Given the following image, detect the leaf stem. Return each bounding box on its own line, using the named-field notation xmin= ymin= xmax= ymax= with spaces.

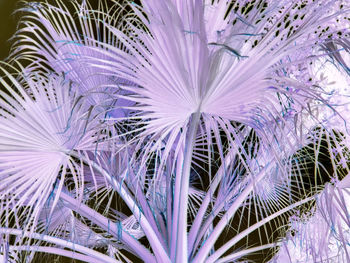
xmin=60 ymin=191 xmax=155 ymax=262
xmin=171 ymin=111 xmax=201 ymax=263
xmin=215 ymin=243 xmax=280 ymax=263
xmin=192 ymin=162 xmax=271 ymax=262
xmin=205 ymin=196 xmax=314 ymax=263
xmin=69 ymin=151 xmax=170 ymax=263
xmin=0 ymin=228 xmax=117 ymax=263
xmin=8 ymin=245 xmax=110 ymax=263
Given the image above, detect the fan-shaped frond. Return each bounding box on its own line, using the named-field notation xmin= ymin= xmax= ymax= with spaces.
xmin=0 ymin=68 xmax=98 ymax=233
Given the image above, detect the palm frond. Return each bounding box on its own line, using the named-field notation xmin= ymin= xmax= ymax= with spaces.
xmin=0 ymin=68 xmax=97 ymax=233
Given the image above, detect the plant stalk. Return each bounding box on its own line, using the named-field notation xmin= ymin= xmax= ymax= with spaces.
xmin=171 ymin=111 xmax=201 ymax=263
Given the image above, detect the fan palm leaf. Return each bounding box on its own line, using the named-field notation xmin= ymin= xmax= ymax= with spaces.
xmin=0 ymin=68 xmax=97 ymax=233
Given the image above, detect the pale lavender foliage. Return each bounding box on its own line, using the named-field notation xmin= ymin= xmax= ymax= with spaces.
xmin=1 ymin=0 xmax=350 ymax=262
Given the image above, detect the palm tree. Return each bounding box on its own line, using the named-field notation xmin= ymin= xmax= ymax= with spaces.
xmin=1 ymin=0 xmax=350 ymax=262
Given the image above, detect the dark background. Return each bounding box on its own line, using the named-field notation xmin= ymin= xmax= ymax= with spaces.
xmin=0 ymin=0 xmax=22 ymax=60
xmin=0 ymin=0 xmax=106 ymax=61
